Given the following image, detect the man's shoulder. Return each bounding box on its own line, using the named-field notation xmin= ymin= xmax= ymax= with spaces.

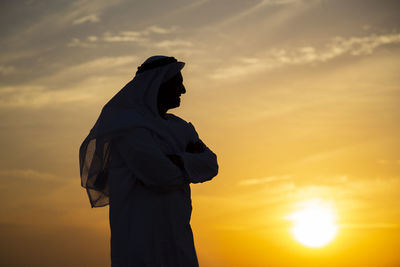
xmin=166 ymin=113 xmax=189 ymax=124
xmin=166 ymin=113 xmax=197 ymax=136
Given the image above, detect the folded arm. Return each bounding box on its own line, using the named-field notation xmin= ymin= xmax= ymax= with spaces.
xmin=178 ymin=150 xmax=218 ymax=183
xmin=114 ymin=128 xmax=189 ymax=188
xmin=177 ymin=134 xmax=219 ymax=184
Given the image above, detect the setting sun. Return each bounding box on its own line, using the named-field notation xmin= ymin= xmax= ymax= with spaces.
xmin=287 ymin=200 xmax=338 ymax=248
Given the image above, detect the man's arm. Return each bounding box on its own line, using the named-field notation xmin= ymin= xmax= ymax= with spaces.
xmin=114 ymin=128 xmax=190 ymax=188
xmin=176 ymin=138 xmax=219 ymax=183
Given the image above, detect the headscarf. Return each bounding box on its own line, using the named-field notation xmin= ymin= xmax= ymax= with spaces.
xmin=79 ymin=55 xmax=185 ymax=208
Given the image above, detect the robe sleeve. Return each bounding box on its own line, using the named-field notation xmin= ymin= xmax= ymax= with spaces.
xmin=113 ymin=127 xmax=190 ymax=188
xmin=177 ymin=123 xmax=219 ymax=183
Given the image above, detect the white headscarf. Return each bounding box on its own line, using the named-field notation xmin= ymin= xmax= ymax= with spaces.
xmin=79 ymin=55 xmax=185 ymax=207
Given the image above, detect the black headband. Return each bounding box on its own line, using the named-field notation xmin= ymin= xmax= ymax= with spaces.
xmin=136 ymin=57 xmax=178 ymax=74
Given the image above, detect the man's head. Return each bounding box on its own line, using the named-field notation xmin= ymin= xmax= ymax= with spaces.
xmin=157 ymin=71 xmax=186 ymax=114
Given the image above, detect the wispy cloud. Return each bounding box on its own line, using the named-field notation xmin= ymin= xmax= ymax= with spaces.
xmin=72 ymin=14 xmax=100 ymax=25
xmin=103 ymin=26 xmax=179 ymax=42
xmin=102 ymin=31 xmax=147 ymax=43
xmin=238 ymin=175 xmax=292 ymax=186
xmin=40 ymin=56 xmax=137 ymax=84
xmin=0 ymin=168 xmax=82 ymax=227
xmin=210 ymin=33 xmax=400 ymax=79
xmin=158 ymin=0 xmax=211 ymax=19
xmin=14 ymin=0 xmax=123 ymax=38
xmin=0 ymin=65 xmax=16 ymax=75
xmin=377 ymin=159 xmax=400 ymax=165
xmin=377 ymin=159 xmax=389 ymax=164
xmin=0 ymin=56 xmax=137 ymax=108
xmin=145 ymin=25 xmax=179 ymax=35
xmin=0 ymin=169 xmax=62 ymax=182
xmin=211 ymin=175 xmax=400 ymax=233
xmin=263 ymin=0 xmax=321 ymax=5
xmin=155 ymin=40 xmax=193 ymax=49
xmin=215 ymin=0 xmax=318 ymax=27
xmin=67 ymin=37 xmax=98 ymax=48
xmin=340 ymin=223 xmax=400 ymax=229
xmin=323 ymin=33 xmax=400 ymax=57
xmin=68 ymin=25 xmax=179 ymax=47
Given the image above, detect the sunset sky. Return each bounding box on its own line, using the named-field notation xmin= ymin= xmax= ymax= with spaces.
xmin=1 ymin=0 xmax=400 ymax=266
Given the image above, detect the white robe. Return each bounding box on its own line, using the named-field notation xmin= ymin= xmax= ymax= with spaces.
xmin=108 ymin=113 xmax=218 ymax=267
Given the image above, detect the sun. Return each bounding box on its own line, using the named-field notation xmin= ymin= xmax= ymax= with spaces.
xmin=287 ymin=200 xmax=338 ymax=248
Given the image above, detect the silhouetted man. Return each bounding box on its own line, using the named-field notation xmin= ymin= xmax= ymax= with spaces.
xmin=79 ymin=55 xmax=218 ymax=267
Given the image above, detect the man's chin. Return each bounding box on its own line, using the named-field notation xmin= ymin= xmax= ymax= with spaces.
xmin=168 ymin=103 xmax=180 ymax=110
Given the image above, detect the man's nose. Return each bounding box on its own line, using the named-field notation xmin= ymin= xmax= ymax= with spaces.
xmin=181 ymin=84 xmax=186 ymax=94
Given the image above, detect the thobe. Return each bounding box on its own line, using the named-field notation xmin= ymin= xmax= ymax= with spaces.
xmin=108 ymin=113 xmax=218 ymax=267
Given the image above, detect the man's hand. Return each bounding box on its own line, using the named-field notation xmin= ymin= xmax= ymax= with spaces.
xmin=186 ymin=140 xmax=206 ymax=153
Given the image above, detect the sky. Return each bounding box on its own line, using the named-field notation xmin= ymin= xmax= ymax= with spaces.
xmin=0 ymin=0 xmax=399 ymax=266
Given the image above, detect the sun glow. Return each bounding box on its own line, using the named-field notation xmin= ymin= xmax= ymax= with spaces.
xmin=287 ymin=200 xmax=338 ymax=248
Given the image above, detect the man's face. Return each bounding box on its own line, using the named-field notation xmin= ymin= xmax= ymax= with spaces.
xmin=158 ymin=72 xmax=186 ymax=110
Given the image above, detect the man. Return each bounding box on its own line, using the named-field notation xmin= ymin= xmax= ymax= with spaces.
xmin=79 ymin=56 xmax=219 ymax=266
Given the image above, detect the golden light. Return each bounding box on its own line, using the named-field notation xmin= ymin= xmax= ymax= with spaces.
xmin=287 ymin=200 xmax=338 ymax=248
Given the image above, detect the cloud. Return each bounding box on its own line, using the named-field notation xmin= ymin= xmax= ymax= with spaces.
xmin=155 ymin=40 xmax=193 ymax=49
xmin=215 ymin=0 xmax=318 ymax=28
xmin=72 ymin=14 xmax=100 ymax=25
xmin=13 ymin=0 xmax=123 ymax=39
xmin=238 ymin=175 xmax=292 ymax=186
xmin=376 ymin=159 xmax=400 ymax=165
xmin=340 ymin=223 xmax=400 ymax=229
xmin=323 ymin=33 xmax=400 ymax=57
xmin=0 ymin=169 xmax=68 ymax=205
xmin=0 ymin=85 xmax=48 ymax=108
xmin=210 ymin=33 xmax=400 ymax=80
xmin=68 ymin=25 xmax=179 ymax=47
xmin=145 ymin=25 xmax=178 ymax=35
xmin=102 ymin=31 xmax=146 ymax=43
xmin=0 ymin=169 xmax=62 ymax=182
xmin=0 ymin=65 xmax=16 ymax=75
xmin=158 ymin=0 xmax=211 ymax=19
xmin=377 ymin=159 xmax=389 ymax=164
xmin=0 ymin=84 xmax=98 ymax=108
xmin=0 ymin=56 xmax=137 ymax=108
xmin=40 ymin=56 xmax=137 ymax=84
xmin=0 ymin=0 xmax=126 ymax=69
xmin=0 ymin=169 xmax=86 ymax=227
xmin=67 ymin=38 xmax=97 ymax=48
